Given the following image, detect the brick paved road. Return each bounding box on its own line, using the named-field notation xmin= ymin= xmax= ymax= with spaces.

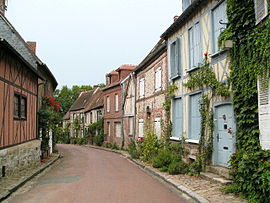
xmin=6 ymin=144 xmax=191 ymax=203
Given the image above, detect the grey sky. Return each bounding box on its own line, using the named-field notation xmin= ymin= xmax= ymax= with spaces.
xmin=6 ymin=0 xmax=180 ymax=88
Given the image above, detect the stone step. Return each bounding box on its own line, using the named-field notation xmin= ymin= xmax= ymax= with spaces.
xmin=200 ymin=172 xmax=232 ymax=185
xmin=205 ymin=165 xmax=232 ymax=180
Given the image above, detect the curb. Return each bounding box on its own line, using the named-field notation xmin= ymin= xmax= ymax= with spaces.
xmin=85 ymin=145 xmax=210 ymax=203
xmin=0 ymin=154 xmax=61 ymax=202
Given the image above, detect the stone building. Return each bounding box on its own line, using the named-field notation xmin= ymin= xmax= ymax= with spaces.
xmin=161 ymin=0 xmax=235 ymax=175
xmin=134 ymin=39 xmax=168 ymax=140
xmin=103 ymin=65 xmax=136 ymax=147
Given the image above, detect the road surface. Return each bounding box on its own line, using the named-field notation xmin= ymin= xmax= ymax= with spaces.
xmin=6 ymin=144 xmax=193 ymax=203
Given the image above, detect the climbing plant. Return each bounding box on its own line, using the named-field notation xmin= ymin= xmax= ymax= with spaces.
xmin=162 ymin=84 xmax=178 ymax=140
xmin=219 ymin=0 xmax=270 ymax=201
xmin=184 ymin=55 xmax=230 ymax=169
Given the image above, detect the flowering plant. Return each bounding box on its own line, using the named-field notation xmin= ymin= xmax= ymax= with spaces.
xmin=44 ymin=96 xmax=60 ymax=112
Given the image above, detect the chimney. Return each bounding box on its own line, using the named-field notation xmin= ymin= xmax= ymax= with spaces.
xmin=27 ymin=41 xmax=37 ymax=54
xmin=0 ymin=0 xmax=6 ymax=15
xmin=174 ymin=16 xmax=179 ymax=22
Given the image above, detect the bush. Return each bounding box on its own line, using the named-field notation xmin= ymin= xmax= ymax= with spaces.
xmin=93 ymin=134 xmax=104 ymax=146
xmin=152 ymin=150 xmax=180 ymax=169
xmin=128 ymin=140 xmax=140 ymax=159
xmin=188 ymin=161 xmax=201 ymax=176
xmin=111 ymin=142 xmax=119 ymax=150
xmin=168 ymin=160 xmax=189 ymax=175
xmin=140 ymin=132 xmax=159 ymax=162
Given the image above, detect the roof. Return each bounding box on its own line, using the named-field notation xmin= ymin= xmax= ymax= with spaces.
xmin=116 ymin=64 xmax=137 ymax=72
xmin=0 ymin=38 xmax=43 ymax=79
xmin=69 ymin=90 xmax=94 ymax=112
xmin=106 ymin=71 xmax=119 ymax=76
xmin=134 ymin=39 xmax=166 ymax=73
xmin=161 ymin=0 xmax=208 ymax=39
xmin=38 ymin=63 xmax=58 ymax=90
xmin=63 ymin=112 xmax=70 ymax=120
xmin=85 ymin=88 xmax=104 ymax=112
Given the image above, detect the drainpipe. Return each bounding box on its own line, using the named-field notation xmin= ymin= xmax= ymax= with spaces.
xmin=121 ymin=81 xmax=125 ymax=148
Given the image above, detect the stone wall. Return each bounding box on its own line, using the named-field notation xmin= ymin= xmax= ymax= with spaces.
xmin=0 ymin=140 xmax=41 ymax=177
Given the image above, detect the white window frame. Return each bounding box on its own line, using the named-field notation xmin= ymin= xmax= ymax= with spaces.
xmin=155 ymin=67 xmax=162 ymax=92
xmin=106 ymin=96 xmax=110 ymax=112
xmin=139 ymin=78 xmax=145 ymax=98
xmin=154 ymin=117 xmax=161 ymax=139
xmin=138 ymin=119 xmax=144 ymax=138
xmin=115 ymin=94 xmax=119 ymax=112
xmin=115 ymin=122 xmax=122 ymax=138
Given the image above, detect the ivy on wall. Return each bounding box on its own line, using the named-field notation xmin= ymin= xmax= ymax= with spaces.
xmin=220 ymin=0 xmax=270 ymax=201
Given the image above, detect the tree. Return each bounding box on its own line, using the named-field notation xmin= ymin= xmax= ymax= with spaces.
xmin=54 ymin=85 xmax=92 ymax=116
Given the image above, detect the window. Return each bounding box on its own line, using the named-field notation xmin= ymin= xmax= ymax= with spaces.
xmin=106 ymin=96 xmax=110 ymax=112
xmin=254 ymin=0 xmax=268 ymax=24
xmin=14 ymin=94 xmax=27 ymax=120
xmin=115 ymin=94 xmax=119 ymax=112
xmin=115 ymin=122 xmax=122 ymax=138
xmin=172 ymin=98 xmax=183 ymax=139
xmin=154 ymin=118 xmax=161 ymax=139
xmin=139 ymin=78 xmax=145 ymax=98
xmin=189 ymin=93 xmax=202 ymax=141
xmin=97 ymin=110 xmax=102 ymax=121
xmin=188 ymin=22 xmax=202 ymax=69
xmin=212 ymin=1 xmax=228 ymax=53
xmin=155 ymin=67 xmax=162 ymax=91
xmin=129 ymin=117 xmax=134 ymax=136
xmin=138 ymin=119 xmax=144 ymax=137
xmin=170 ymin=38 xmax=181 ymax=78
xmin=90 ymin=112 xmax=93 ymax=123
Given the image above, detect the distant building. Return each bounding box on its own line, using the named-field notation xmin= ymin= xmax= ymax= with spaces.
xmin=103 ymin=65 xmax=136 ymax=147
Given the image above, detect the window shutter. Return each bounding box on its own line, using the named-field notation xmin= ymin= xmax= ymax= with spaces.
xmin=255 ymin=0 xmax=268 ymax=24
xmin=170 ymin=42 xmax=176 ymax=77
xmin=188 ymin=27 xmax=194 ymax=69
xmin=194 ymin=22 xmax=201 ymax=66
xmin=258 ymin=77 xmax=269 ymax=106
xmin=172 ymin=98 xmax=183 ymax=138
xmin=189 ymin=93 xmax=201 ymax=140
xmin=175 ymin=38 xmax=182 ymax=75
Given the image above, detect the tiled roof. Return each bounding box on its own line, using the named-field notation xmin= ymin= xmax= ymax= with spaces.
xmin=63 ymin=112 xmax=70 ymax=120
xmin=69 ymin=90 xmax=94 ymax=111
xmin=85 ymin=88 xmax=104 ymax=112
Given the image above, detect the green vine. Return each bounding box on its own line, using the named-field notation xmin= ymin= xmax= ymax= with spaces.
xmin=162 ymin=84 xmax=178 ymax=139
xmin=221 ymin=0 xmax=270 ymax=201
xmin=184 ymin=56 xmax=230 ymax=169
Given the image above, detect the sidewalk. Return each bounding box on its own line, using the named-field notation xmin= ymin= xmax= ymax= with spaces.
xmin=85 ymin=145 xmax=246 ymax=203
xmin=0 ymin=153 xmax=61 ymax=202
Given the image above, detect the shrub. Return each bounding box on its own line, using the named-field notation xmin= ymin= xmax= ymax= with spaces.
xmin=128 ymin=140 xmax=140 ymax=159
xmin=168 ymin=160 xmax=189 ymax=175
xmin=152 ymin=150 xmax=180 ymax=169
xmin=93 ymin=134 xmax=104 ymax=146
xmin=111 ymin=142 xmax=119 ymax=150
xmin=140 ymin=132 xmax=159 ymax=162
xmin=188 ymin=161 xmax=201 ymax=176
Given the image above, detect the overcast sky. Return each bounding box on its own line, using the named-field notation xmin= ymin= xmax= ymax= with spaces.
xmin=6 ymin=0 xmax=180 ymax=88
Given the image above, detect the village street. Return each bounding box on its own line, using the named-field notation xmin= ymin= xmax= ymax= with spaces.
xmin=5 ymin=144 xmax=192 ymax=203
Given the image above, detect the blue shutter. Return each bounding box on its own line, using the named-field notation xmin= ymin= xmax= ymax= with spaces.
xmin=188 ymin=27 xmax=194 ymax=69
xmin=189 ymin=93 xmax=201 ymax=140
xmin=170 ymin=42 xmax=176 ymax=78
xmin=194 ymin=22 xmax=201 ymax=66
xmin=172 ymin=98 xmax=183 ymax=138
xmin=176 ymin=38 xmax=181 ymax=76
xmin=212 ymin=1 xmax=227 ymax=53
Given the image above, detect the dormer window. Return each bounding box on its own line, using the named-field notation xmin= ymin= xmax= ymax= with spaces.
xmin=254 ymin=0 xmax=268 ymax=24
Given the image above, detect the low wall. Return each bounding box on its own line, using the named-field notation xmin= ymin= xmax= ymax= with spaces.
xmin=0 ymin=140 xmax=41 ymax=177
